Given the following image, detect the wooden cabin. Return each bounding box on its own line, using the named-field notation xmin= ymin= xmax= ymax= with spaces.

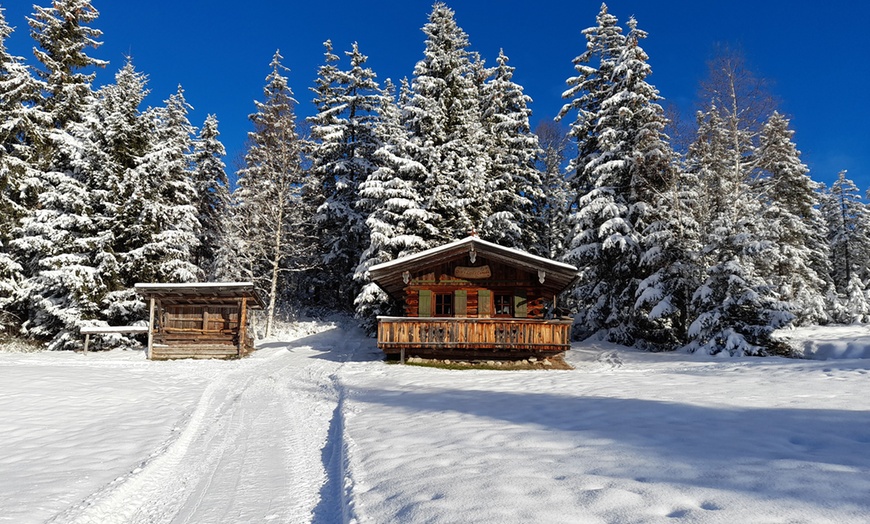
xmin=368 ymin=236 xmax=580 ymax=360
xmin=134 ymin=282 xmax=265 ymax=361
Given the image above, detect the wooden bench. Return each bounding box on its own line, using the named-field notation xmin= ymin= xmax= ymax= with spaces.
xmin=80 ymin=325 xmax=149 ymax=354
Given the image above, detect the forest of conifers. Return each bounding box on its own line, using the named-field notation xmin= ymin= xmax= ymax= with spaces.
xmin=1 ymin=2 xmax=867 ymax=355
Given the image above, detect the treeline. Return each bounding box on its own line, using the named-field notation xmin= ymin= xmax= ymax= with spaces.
xmin=1 ymin=2 xmax=867 ymax=355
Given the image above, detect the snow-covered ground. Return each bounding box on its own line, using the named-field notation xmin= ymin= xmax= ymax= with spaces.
xmin=2 ymin=323 xmax=869 ymax=523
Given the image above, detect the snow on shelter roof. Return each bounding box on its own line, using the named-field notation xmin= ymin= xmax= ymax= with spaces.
xmin=134 ymin=282 xmax=265 ymax=308
xmin=368 ymin=236 xmax=580 ymax=299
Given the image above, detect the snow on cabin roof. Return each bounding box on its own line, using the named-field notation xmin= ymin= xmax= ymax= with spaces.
xmin=134 ymin=282 xmax=265 ymax=308
xmin=368 ymin=236 xmax=580 ymax=299
xmin=368 ymin=236 xmax=578 ymax=273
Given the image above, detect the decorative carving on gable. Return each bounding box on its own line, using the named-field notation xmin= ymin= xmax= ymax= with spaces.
xmin=454 ymin=265 xmax=492 ymax=279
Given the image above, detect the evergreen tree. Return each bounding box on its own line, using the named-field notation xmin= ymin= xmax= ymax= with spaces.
xmin=235 ymin=51 xmax=308 ymax=337
xmin=821 ymin=171 xmax=870 ymax=311
xmin=556 ymin=3 xmax=624 ymax=198
xmin=354 ymin=79 xmax=436 ymax=332
xmin=10 ymin=0 xmax=111 ymax=349
xmin=684 ymin=107 xmax=793 ymax=355
xmin=479 ymin=49 xmax=543 ymax=250
xmin=405 ymin=3 xmax=488 ymax=243
xmin=0 ymin=7 xmax=48 ymax=327
xmin=28 ymin=0 xmax=107 ymax=131
xmin=532 ymin=121 xmax=571 ymax=259
xmin=306 ymin=41 xmax=381 ymax=311
xmin=91 ymin=59 xmax=152 ymax=328
xmin=754 ymin=112 xmax=830 ymax=325
xmin=559 ymin=11 xmax=682 ymax=346
xmin=191 ymin=114 xmax=229 ymax=279
xmin=128 ymin=85 xmax=201 ymax=284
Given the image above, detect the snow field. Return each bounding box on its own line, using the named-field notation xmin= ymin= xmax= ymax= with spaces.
xmin=1 ymin=325 xmax=869 ymax=523
xmin=338 ymin=343 xmax=870 ymax=523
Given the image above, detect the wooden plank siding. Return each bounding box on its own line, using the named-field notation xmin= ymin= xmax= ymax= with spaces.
xmin=378 ymin=317 xmax=572 ymax=360
xmin=136 ymin=283 xmax=262 ymax=361
xmin=368 ymin=237 xmax=580 ymax=361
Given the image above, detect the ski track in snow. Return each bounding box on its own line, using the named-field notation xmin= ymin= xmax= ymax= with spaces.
xmin=49 ymin=327 xmax=367 ymax=524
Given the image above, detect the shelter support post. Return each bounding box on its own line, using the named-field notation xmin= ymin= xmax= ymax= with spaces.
xmin=83 ymin=333 xmax=90 ymax=354
xmin=238 ymin=297 xmax=248 ymax=356
xmin=146 ymin=297 xmax=155 ymax=359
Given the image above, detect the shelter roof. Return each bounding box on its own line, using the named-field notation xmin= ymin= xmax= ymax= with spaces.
xmin=134 ymin=282 xmax=265 ymax=308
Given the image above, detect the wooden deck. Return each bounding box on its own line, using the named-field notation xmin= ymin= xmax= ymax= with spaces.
xmin=377 ymin=317 xmax=573 ymax=360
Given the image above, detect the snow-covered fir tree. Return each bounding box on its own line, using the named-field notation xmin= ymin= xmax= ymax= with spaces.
xmin=10 ymin=0 xmax=114 ymax=350
xmin=754 ymin=111 xmax=830 ymax=325
xmin=84 ymin=59 xmax=153 ymax=330
xmin=479 ymin=49 xmax=543 ymax=250
xmin=556 ymin=3 xmax=624 ymax=198
xmin=128 ymin=85 xmax=201 ymax=284
xmin=405 ymin=3 xmax=489 ymax=243
xmin=191 ymin=114 xmax=230 ymax=280
xmin=532 ymin=121 xmax=571 ymax=260
xmin=234 ymin=51 xmax=309 ymax=337
xmin=684 ymin=106 xmax=793 ymax=356
xmin=353 ymin=79 xmax=436 ymax=332
xmin=820 ymin=171 xmax=870 ymax=322
xmin=559 ymin=11 xmax=684 ymax=346
xmin=0 ymin=7 xmax=49 ymax=328
xmin=306 ymin=41 xmax=381 ymax=311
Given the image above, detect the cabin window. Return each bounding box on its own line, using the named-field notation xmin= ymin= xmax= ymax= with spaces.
xmin=434 ymin=293 xmax=454 ymax=316
xmin=494 ymin=293 xmax=513 ymax=317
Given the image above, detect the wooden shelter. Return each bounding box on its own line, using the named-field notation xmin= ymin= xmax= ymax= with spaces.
xmin=368 ymin=236 xmax=580 ymax=360
xmin=134 ymin=282 xmax=265 ymax=361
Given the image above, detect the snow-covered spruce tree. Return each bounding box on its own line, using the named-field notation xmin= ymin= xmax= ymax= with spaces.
xmin=9 ymin=0 xmax=114 ymax=350
xmin=235 ymin=51 xmax=309 ymax=337
xmin=532 ymin=121 xmax=571 ymax=260
xmin=556 ymin=3 xmax=625 ymax=200
xmin=479 ymin=49 xmax=544 ymax=251
xmin=191 ymin=114 xmax=230 ymax=280
xmin=306 ymin=41 xmax=381 ymax=311
xmin=353 ymin=79 xmax=437 ymax=333
xmin=634 ymin=164 xmax=702 ymax=350
xmin=0 ymin=7 xmax=49 ymax=328
xmin=559 ymin=12 xmax=685 ymax=346
xmin=88 ymin=58 xmax=152 ymax=329
xmin=127 ymin=85 xmax=201 ymax=285
xmin=820 ymin=171 xmax=870 ymax=322
xmin=753 ymin=111 xmax=831 ymax=325
xmin=683 ymin=107 xmax=793 ymax=356
xmin=405 ymin=3 xmax=489 ymax=243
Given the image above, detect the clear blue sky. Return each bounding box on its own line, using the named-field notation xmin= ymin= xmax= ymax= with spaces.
xmin=3 ymin=1 xmax=868 ymax=190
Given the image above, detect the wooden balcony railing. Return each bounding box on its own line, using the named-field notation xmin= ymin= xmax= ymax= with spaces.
xmin=377 ymin=317 xmax=573 ymax=359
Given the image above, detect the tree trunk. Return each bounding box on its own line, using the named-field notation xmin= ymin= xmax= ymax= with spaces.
xmin=265 ymin=206 xmax=284 ymax=338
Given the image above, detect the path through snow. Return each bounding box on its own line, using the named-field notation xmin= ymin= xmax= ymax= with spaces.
xmin=15 ymin=326 xmax=371 ymax=524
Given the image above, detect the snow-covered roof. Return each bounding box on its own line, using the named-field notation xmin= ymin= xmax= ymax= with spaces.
xmin=368 ymin=236 xmax=580 ymax=299
xmin=134 ymin=282 xmax=265 ymax=308
xmin=369 ymin=236 xmax=578 ymax=273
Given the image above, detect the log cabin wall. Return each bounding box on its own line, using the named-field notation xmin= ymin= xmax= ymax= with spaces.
xmin=403 ymin=256 xmax=546 ymax=319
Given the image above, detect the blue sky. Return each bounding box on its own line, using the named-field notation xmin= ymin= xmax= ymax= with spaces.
xmin=2 ymin=1 xmax=868 ymax=190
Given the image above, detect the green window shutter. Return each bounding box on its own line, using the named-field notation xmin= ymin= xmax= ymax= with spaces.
xmin=514 ymin=290 xmax=527 ymax=318
xmin=419 ymin=290 xmax=432 ymax=317
xmin=454 ymin=290 xmax=467 ymax=317
xmin=478 ymin=289 xmax=491 ymax=317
